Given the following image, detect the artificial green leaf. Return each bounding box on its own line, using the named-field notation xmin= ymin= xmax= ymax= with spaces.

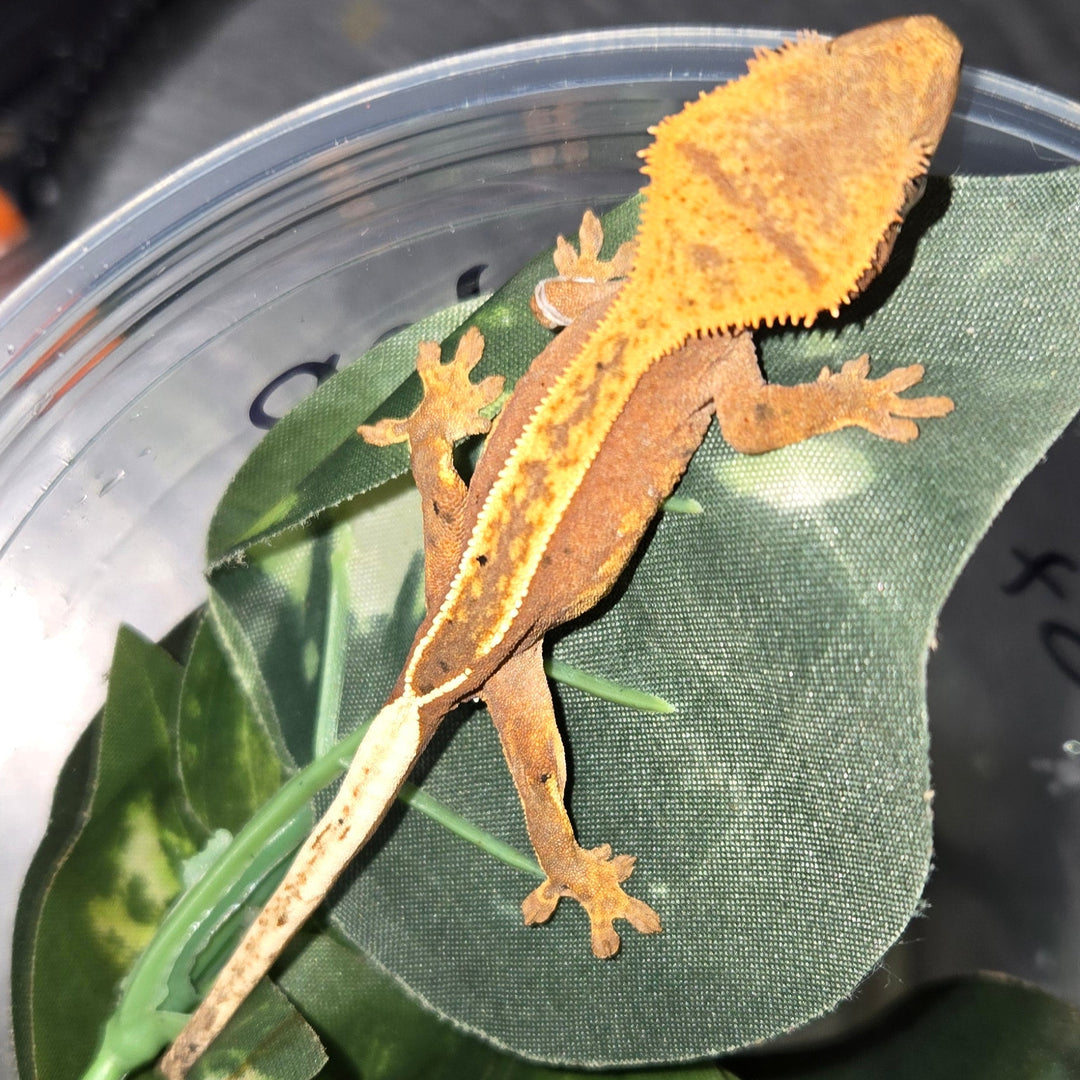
xmin=205 ymin=166 xmax=1080 ymax=1066
xmin=277 ymin=929 xmax=735 ymax=1080
xmin=177 ymin=617 xmax=285 ymax=834
xmin=15 ymin=622 xmax=329 ymax=1080
xmin=12 ymin=628 xmax=200 ymax=1080
xmin=188 ymin=980 xmax=326 ymax=1080
xmin=730 ymin=974 xmax=1080 ymax=1078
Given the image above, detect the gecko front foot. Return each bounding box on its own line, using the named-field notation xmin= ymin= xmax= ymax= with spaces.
xmin=819 ymin=355 xmax=954 ymax=442
xmin=530 ymin=209 xmax=634 ymax=329
xmin=522 ymin=843 xmax=661 ymax=958
xmin=358 ymin=326 xmax=505 ymax=447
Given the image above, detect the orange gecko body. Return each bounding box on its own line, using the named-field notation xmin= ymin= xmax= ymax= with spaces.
xmin=162 ymin=17 xmax=962 ymax=1077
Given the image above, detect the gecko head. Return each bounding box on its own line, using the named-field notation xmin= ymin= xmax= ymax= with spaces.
xmin=826 ymin=16 xmax=962 ymax=161
xmin=631 ymin=16 xmax=963 ymax=336
xmin=819 ymin=16 xmax=963 ymax=300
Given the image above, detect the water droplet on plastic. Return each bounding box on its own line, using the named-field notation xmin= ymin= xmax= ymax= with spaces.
xmin=99 ymin=469 xmax=125 ymax=496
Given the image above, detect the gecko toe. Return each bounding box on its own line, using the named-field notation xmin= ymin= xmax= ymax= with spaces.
xmin=590 ymin=920 xmax=622 ymax=959
xmin=626 ymin=897 xmax=663 ymax=935
xmin=522 ymin=881 xmax=561 ymax=925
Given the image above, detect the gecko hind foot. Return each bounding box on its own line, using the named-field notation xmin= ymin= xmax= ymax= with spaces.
xmin=530 ymin=209 xmax=635 ymax=329
xmin=522 ymin=843 xmax=661 ymax=959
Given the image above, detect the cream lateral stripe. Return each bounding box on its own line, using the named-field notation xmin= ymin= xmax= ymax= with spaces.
xmin=160 ymin=695 xmax=425 ymax=1080
xmin=405 ymin=298 xmax=666 ymax=688
xmin=471 ymin=396 xmax=606 ymax=656
xmin=410 ymin=669 xmax=471 ymax=707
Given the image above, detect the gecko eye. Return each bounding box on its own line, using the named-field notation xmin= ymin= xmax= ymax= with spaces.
xmin=899 ymin=174 xmax=928 ymax=218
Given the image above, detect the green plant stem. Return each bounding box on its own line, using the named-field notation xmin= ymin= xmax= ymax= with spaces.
xmin=166 ymin=813 xmax=312 ymax=1004
xmin=312 ymin=530 xmax=353 ymax=757
xmin=546 ymin=658 xmax=675 ymax=713
xmin=400 ymin=782 xmax=543 ymax=879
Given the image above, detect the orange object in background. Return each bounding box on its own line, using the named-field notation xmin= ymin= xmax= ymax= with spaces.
xmin=0 ymin=188 xmax=27 ymax=257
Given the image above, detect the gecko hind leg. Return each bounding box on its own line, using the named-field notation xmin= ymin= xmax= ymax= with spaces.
xmin=483 ymin=642 xmax=661 ymax=958
xmin=530 ymin=208 xmax=634 ymax=329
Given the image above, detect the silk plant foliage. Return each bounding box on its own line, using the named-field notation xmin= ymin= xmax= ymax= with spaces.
xmin=204 ymin=169 xmax=1080 ymax=1063
xmin=14 ymin=166 xmax=1080 ymax=1075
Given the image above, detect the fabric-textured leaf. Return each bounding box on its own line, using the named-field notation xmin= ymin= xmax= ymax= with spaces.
xmin=188 ymin=980 xmax=326 ymax=1080
xmin=276 ymin=931 xmax=734 ymax=1080
xmin=206 ymin=168 xmax=1080 ymax=1064
xmin=177 ymin=618 xmax=285 ymax=833
xmin=12 ymin=628 xmax=200 ymax=1080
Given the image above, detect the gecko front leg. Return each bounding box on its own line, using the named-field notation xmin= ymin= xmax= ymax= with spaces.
xmin=708 ymin=337 xmax=955 ymax=454
xmin=533 ymin=209 xmax=954 ymax=457
xmin=359 ymin=326 xmax=504 ymax=602
xmin=484 ymin=643 xmax=661 ymax=958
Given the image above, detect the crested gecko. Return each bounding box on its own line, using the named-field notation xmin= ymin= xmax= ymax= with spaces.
xmin=161 ymin=16 xmax=961 ymax=1076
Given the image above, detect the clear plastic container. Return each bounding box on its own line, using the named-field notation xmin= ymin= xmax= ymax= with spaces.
xmin=2 ymin=26 xmax=1080 ymax=1074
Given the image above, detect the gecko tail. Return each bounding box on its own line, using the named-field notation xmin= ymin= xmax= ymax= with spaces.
xmin=158 ymin=695 xmax=425 ymax=1080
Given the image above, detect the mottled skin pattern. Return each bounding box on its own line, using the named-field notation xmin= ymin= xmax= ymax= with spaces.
xmin=160 ymin=17 xmax=961 ymax=1077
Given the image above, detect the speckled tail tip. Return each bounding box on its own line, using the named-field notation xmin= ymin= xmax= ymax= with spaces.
xmin=159 ymin=696 xmax=425 ymax=1078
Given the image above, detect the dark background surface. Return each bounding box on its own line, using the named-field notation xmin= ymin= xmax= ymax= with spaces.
xmin=1 ymin=0 xmax=1078 ymax=275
